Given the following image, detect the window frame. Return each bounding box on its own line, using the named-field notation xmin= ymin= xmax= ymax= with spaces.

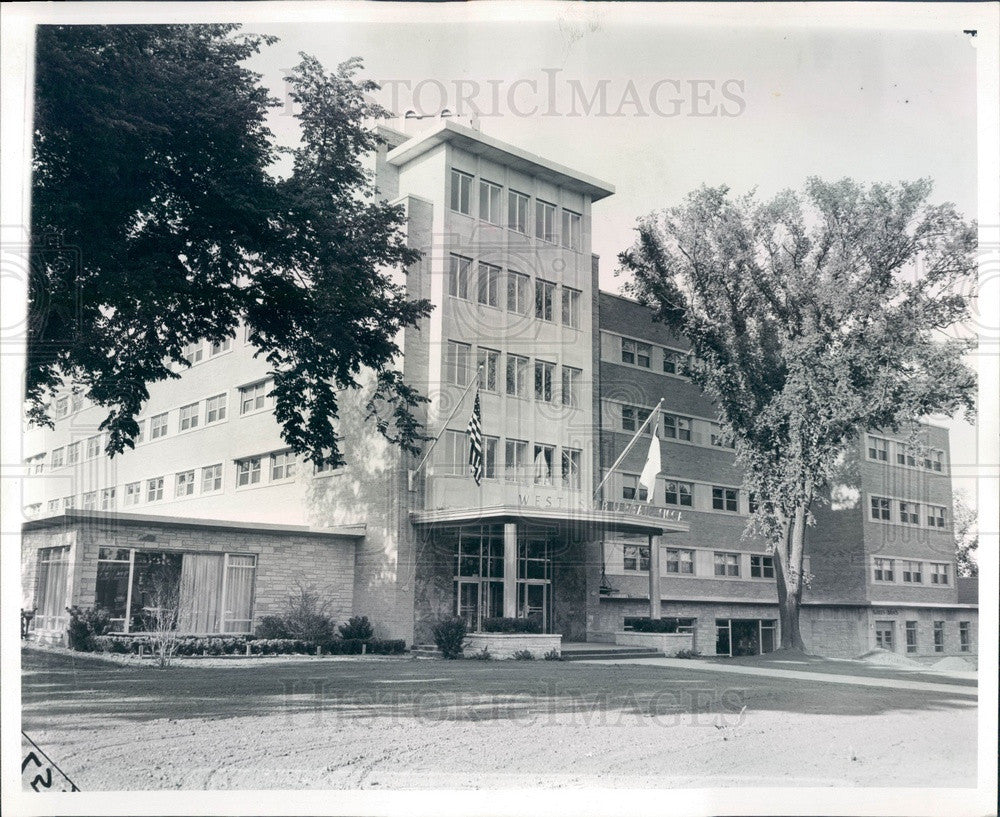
xmin=535 ymin=199 xmax=557 ymax=243
xmin=479 ymin=179 xmax=503 ymax=225
xmin=665 ymin=548 xmax=694 ymax=574
xmin=505 ymin=354 xmax=528 ymax=398
xmin=476 ymin=262 xmax=501 ymax=308
xmin=450 ymin=169 xmax=472 ymax=215
xmin=179 ymin=401 xmax=200 ymax=432
xmin=561 ymin=208 xmax=582 ymax=251
xmin=236 ymin=457 xmax=262 ymax=488
xmin=712 ymin=486 xmax=739 ymax=513
xmin=508 ymin=189 xmax=529 ymax=233
xmin=713 ymin=551 xmax=741 ymax=577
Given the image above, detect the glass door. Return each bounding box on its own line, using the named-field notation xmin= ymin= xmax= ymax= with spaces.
xmin=519 ymin=582 xmax=549 ymax=632
xmin=456 ymin=580 xmax=481 ymax=631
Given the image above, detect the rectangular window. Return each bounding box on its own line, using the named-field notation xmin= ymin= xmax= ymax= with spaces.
xmin=477 ymin=348 xmax=500 ymax=392
xmin=665 ymin=548 xmax=694 ymax=574
xmin=933 ymin=621 xmax=944 ymax=652
xmin=931 ymin=450 xmax=943 ymax=472
xmin=750 ymin=555 xmax=775 ymax=578
xmin=150 ymin=412 xmax=169 ymax=439
xmin=51 ymin=447 xmax=64 ymax=468
xmin=82 ymin=491 xmax=97 ymax=510
xmin=535 ymin=279 xmax=555 ymax=321
xmin=929 ymin=562 xmax=950 ymax=585
xmin=505 ymin=354 xmax=528 ymax=397
xmin=506 ymin=271 xmax=530 ymax=314
xmin=896 ymin=446 xmax=917 ymax=467
xmin=621 ymin=338 xmax=651 ymax=367
xmin=482 ymin=436 xmax=498 ymax=480
xmin=182 ymin=341 xmax=204 ymax=365
xmin=533 ymin=444 xmax=554 ymax=485
xmin=622 ymin=474 xmax=648 ymax=502
xmin=47 ymin=499 xmax=60 ymax=513
xmin=100 ymin=487 xmax=116 ymax=510
xmin=450 ymin=169 xmax=472 ymax=215
xmin=901 ymin=560 xmax=923 ymax=583
xmin=561 ymin=366 xmax=581 ymax=407
xmin=561 ymin=286 xmax=581 ymax=328
xmin=899 ymin=501 xmax=920 ymax=525
xmin=237 ymin=457 xmax=262 ymax=487
xmin=35 ymin=546 xmax=70 ymax=631
xmin=561 ymin=448 xmax=582 ymax=490
xmin=55 ymin=396 xmax=69 ymax=418
xmin=905 ymin=621 xmax=918 ymax=653
xmin=870 ymin=495 xmax=891 ymax=521
xmin=136 ymin=420 xmax=145 ymax=444
xmin=205 ymin=393 xmax=227 ymax=424
xmin=86 ymin=435 xmax=101 ymax=459
xmin=534 ymin=360 xmax=555 ymax=402
xmin=222 ymin=554 xmax=257 ymax=634
xmin=449 ymin=254 xmax=472 ymax=300
xmin=67 ymin=442 xmax=80 ymax=465
xmin=662 ymin=349 xmax=687 ymax=375
xmin=875 ymin=621 xmax=895 ymax=651
xmin=479 ymin=179 xmax=502 ymax=225
xmin=664 ymin=480 xmax=693 ymax=507
xmin=867 ymin=436 xmax=889 ymax=462
xmin=62 ymin=495 xmax=75 ymax=510
xmin=446 ymin=340 xmax=472 ymax=387
xmin=209 ymin=338 xmax=232 ymax=356
xmin=175 ymin=470 xmax=196 ymax=497
xmin=179 ymin=402 xmax=200 ymax=432
xmin=146 ymin=477 xmax=164 ymax=503
xmin=713 ymin=552 xmax=740 ymax=577
xmin=505 ymin=438 xmax=528 ymax=482
xmin=927 ymin=505 xmax=946 ymax=528
xmin=271 ymin=450 xmax=296 ymax=481
xmin=535 ymin=200 xmax=556 ymax=242
xmin=873 ymin=557 xmax=895 ymax=582
xmin=124 ymin=481 xmax=141 ymax=506
xmin=239 ymin=381 xmax=268 ymax=415
xmin=440 ymin=430 xmax=466 ymax=477
xmin=70 ymin=393 xmax=84 ymax=412
xmin=661 ymin=414 xmax=692 ymax=441
xmin=476 ymin=262 xmax=501 ymax=308
xmin=959 ymin=621 xmax=970 ymax=652
xmin=623 ymin=545 xmax=650 ymax=572
xmin=202 ymin=463 xmax=223 ymax=493
xmin=622 ymin=405 xmax=650 ymax=433
xmin=710 ymin=424 xmax=734 ymax=448
xmin=508 ymin=190 xmax=529 ymax=233
xmin=561 ymin=209 xmax=582 ymax=250
xmin=712 ymin=486 xmax=738 ymax=512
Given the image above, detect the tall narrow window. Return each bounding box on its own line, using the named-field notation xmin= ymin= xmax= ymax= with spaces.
xmin=905 ymin=621 xmax=918 ymax=653
xmin=479 ymin=180 xmax=502 ymax=225
xmin=477 ymin=348 xmax=500 ymax=392
xmin=535 ymin=200 xmax=556 ymax=242
xmin=506 ymin=271 xmax=530 ymax=314
xmin=67 ymin=442 xmax=80 ymax=465
xmin=222 ymin=555 xmax=257 ymax=634
xmin=533 ymin=444 xmax=554 ymax=485
xmin=561 ymin=366 xmax=581 ymax=407
xmin=55 ymin=396 xmax=69 ymax=418
xmin=561 ymin=209 xmax=582 ymax=250
xmin=534 ymin=360 xmax=555 ymax=402
xmin=449 ymin=254 xmax=472 ymax=300
xmin=506 ymin=354 xmax=528 ymax=397
xmin=959 ymin=621 xmax=970 ymax=652
xmin=535 ymin=279 xmax=555 ymax=321
xmin=505 ymin=439 xmax=528 ymax=481
xmin=124 ymin=481 xmax=141 ymax=506
xmin=561 ymin=287 xmax=581 ymax=328
xmin=561 ymin=448 xmax=581 ymax=490
xmin=450 ymin=169 xmax=472 ymax=215
xmin=446 ymin=340 xmax=472 ymax=387
xmin=100 ymin=487 xmax=116 ymax=510
xmin=508 ymin=190 xmax=528 ymax=233
xmin=86 ymin=435 xmax=101 ymax=459
xmin=477 ymin=262 xmax=500 ymax=307
xmin=933 ymin=621 xmax=945 ymax=652
xmin=482 ymin=436 xmax=498 ymax=480
xmin=35 ymin=547 xmax=70 ymax=631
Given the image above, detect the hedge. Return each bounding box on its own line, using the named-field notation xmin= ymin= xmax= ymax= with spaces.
xmin=90 ymin=634 xmax=406 ymax=657
xmin=480 ymin=617 xmax=542 ymax=634
xmin=624 ymin=617 xmax=690 ymax=634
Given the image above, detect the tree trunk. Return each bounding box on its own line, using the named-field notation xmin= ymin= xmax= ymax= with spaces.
xmin=774 ymin=505 xmax=807 ymax=651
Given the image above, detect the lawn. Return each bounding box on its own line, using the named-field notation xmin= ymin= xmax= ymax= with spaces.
xmin=21 ymin=648 xmax=977 ymax=790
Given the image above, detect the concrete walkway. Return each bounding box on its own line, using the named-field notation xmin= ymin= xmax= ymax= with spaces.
xmin=576 ymin=656 xmax=979 ymax=697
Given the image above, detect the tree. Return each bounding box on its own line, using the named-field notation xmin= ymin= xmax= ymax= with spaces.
xmin=953 ymin=491 xmax=978 ymax=577
xmin=29 ymin=25 xmax=430 ymax=468
xmin=620 ymin=178 xmax=976 ymax=650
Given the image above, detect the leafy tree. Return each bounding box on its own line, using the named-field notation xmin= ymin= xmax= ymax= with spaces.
xmin=29 ymin=25 xmax=430 ymax=467
xmin=953 ymin=491 xmax=978 ymax=577
xmin=620 ymin=178 xmax=976 ymax=650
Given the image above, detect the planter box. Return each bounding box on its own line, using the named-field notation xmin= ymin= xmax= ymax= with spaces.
xmin=464 ymin=632 xmax=562 ymax=660
xmin=614 ymin=631 xmax=695 ymax=656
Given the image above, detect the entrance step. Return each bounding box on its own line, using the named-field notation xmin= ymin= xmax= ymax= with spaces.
xmin=560 ymin=647 xmax=663 ymax=661
xmin=410 ymin=644 xmax=442 ymax=658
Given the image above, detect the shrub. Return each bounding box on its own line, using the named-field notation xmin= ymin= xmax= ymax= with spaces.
xmin=480 ymin=616 xmax=542 ymax=634
xmin=66 ymin=606 xmax=113 ymax=651
xmin=282 ymin=580 xmax=336 ymax=643
xmin=542 ymin=648 xmax=563 ymax=661
xmin=674 ymin=649 xmax=702 ymax=659
xmin=626 ymin=617 xmax=685 ymax=633
xmin=512 ymin=649 xmax=535 ymax=661
xmin=255 ymin=616 xmax=291 ymax=639
xmin=472 ymin=646 xmax=492 ymax=661
xmin=339 ymin=616 xmax=374 ymax=641
xmin=433 ymin=616 xmax=466 ymax=659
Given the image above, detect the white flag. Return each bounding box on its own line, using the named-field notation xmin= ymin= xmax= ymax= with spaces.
xmin=638 ymin=431 xmax=661 ymax=499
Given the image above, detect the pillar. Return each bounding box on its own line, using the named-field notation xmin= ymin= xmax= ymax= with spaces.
xmin=648 ymin=533 xmax=661 ymax=619
xmin=503 ymin=522 xmax=518 ymax=618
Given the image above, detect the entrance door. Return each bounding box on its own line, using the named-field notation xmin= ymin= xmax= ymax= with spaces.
xmin=456 ymin=580 xmax=481 ymax=631
xmin=519 ymin=582 xmax=549 ymax=632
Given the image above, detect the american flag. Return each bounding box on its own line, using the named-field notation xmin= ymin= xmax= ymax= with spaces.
xmin=467 ymin=388 xmax=484 ymax=485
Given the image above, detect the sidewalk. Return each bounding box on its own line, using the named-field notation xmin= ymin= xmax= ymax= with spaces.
xmin=576 ymin=656 xmax=979 ymax=697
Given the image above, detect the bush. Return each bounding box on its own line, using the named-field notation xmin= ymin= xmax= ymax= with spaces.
xmin=282 ymin=581 xmax=336 ymax=643
xmin=339 ymin=616 xmax=374 ymax=641
xmin=432 ymin=617 xmax=466 ymax=659
xmin=512 ymin=649 xmax=535 ymax=661
xmin=472 ymin=646 xmax=492 ymax=661
xmin=66 ymin=606 xmax=113 ymax=651
xmin=480 ymin=616 xmax=542 ymax=634
xmin=625 ymin=617 xmax=687 ymax=633
xmin=674 ymin=648 xmax=702 ymax=659
xmin=255 ymin=616 xmax=291 ymax=639
xmin=542 ymin=648 xmax=563 ymax=661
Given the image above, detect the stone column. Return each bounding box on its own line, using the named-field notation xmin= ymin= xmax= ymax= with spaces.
xmin=503 ymin=522 xmax=518 ymax=618
xmin=648 ymin=533 xmax=661 ymax=619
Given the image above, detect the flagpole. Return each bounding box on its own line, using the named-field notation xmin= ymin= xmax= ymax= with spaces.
xmin=593 ymin=398 xmax=664 ymax=501
xmin=407 ymin=365 xmax=483 ymax=492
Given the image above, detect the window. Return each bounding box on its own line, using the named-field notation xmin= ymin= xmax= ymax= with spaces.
xmin=449 ymin=254 xmax=472 ymax=300
xmin=136 ymin=420 xmax=145 ymax=444
xmin=100 ymin=487 xmax=116 ymax=510
xmin=440 ymin=430 xmax=466 ymax=477
xmin=479 ymin=180 xmax=502 ymax=225
xmin=239 ymin=381 xmax=268 ymax=415
xmin=35 ymin=547 xmax=70 ymax=630
xmin=86 ymin=435 xmax=101 ymax=459
xmin=55 ymin=396 xmax=69 ymax=418
xmin=506 ymin=271 xmax=530 ymax=314
xmin=959 ymin=621 xmax=970 ymax=652
xmin=450 ymin=169 xmax=472 ymax=215
xmin=896 ymin=446 xmax=917 ymax=467
xmin=237 ymin=457 xmax=262 ymax=487
xmin=508 ymin=190 xmax=529 ymax=233
xmin=477 ymin=348 xmax=500 ymax=392
xmin=182 ymin=341 xmax=204 ymax=365
xmin=202 ymin=463 xmax=223 ymax=493
xmin=505 ymin=354 xmax=528 ymax=397
xmin=146 ymin=477 xmax=164 ymax=502
xmin=927 ymin=505 xmax=946 ymax=528
xmin=714 ymin=552 xmax=740 ymax=577
xmin=750 ymin=555 xmax=775 ymax=578
xmin=124 ymin=482 xmax=141 ymax=506
xmin=929 ymin=562 xmax=950 ymax=585
xmin=867 ymin=436 xmax=889 ymax=462
xmin=150 ymin=412 xmax=169 ymax=439
xmin=661 ymin=414 xmax=692 ymax=441
xmin=873 ymin=557 xmax=895 ymax=582
xmin=870 ymin=495 xmax=891 ymax=521
xmin=82 ymin=491 xmax=97 ymax=510
xmin=875 ymin=621 xmax=895 ymax=651
xmin=533 ymin=444 xmax=554 ymax=485
xmin=505 ymin=438 xmax=528 ymax=481
xmin=623 ymin=545 xmax=650 ymax=572
xmin=665 ymin=548 xmax=694 ymax=574
xmin=271 ymin=450 xmax=296 ymax=481
xmin=930 ymin=450 xmax=943 ymax=472
xmin=446 ymin=340 xmax=472 ymax=387
xmin=561 ymin=366 xmax=581 ymax=407
xmin=534 ymin=360 xmax=555 ymax=402
xmin=210 ymin=338 xmax=232 ymax=356
xmin=710 ymin=424 xmax=733 ymax=448
xmin=51 ymin=447 xmax=65 ymax=468
xmin=899 ymin=501 xmax=920 ymax=525
xmin=535 ymin=279 xmax=555 ymax=321
xmin=561 ymin=286 xmax=581 ymax=328
xmin=933 ymin=621 xmax=944 ymax=652
xmin=712 ymin=486 xmax=738 ymax=512
xmin=902 ymin=560 xmax=923 ymax=583
xmin=179 ymin=402 xmax=200 ymax=432
xmin=62 ymin=495 xmax=75 ymax=510
xmin=47 ymin=499 xmax=60 ymax=513
xmin=205 ymin=394 xmax=227 ymax=424
xmin=561 ymin=448 xmax=581 ymax=490
xmin=664 ymin=480 xmax=693 ymax=507
xmin=621 ymin=338 xmax=651 ymax=367
xmin=535 ymin=199 xmax=556 ymax=242
xmin=70 ymin=393 xmax=84 ymax=412
xmin=176 ymin=470 xmax=196 ymax=497
xmin=482 ymin=436 xmax=498 ymax=480
xmin=561 ymin=209 xmax=582 ymax=250
xmin=476 ymin=262 xmax=501 ymax=307
xmin=622 ymin=405 xmax=650 ymax=433
xmin=67 ymin=442 xmax=80 ymax=465
xmin=622 ymin=474 xmax=647 ymax=501
xmin=905 ymin=621 xmax=918 ymax=653
xmin=663 ymin=349 xmax=687 ymax=375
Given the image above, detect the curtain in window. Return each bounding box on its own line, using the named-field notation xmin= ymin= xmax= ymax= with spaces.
xmin=223 ymin=555 xmax=256 ymax=633
xmin=177 ymin=553 xmax=223 ymax=633
xmin=36 ymin=547 xmax=70 ymax=630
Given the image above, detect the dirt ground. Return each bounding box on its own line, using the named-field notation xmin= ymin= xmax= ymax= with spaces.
xmin=21 ymin=648 xmax=977 ymax=790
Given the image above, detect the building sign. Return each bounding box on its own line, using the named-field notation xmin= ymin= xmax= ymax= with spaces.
xmin=599 ymin=500 xmax=683 ymax=522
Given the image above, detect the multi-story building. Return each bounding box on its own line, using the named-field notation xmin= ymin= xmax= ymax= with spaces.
xmin=20 ymin=118 xmax=977 ymax=659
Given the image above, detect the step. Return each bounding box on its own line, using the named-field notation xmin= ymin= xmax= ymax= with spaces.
xmin=561 ymin=648 xmax=664 ymax=661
